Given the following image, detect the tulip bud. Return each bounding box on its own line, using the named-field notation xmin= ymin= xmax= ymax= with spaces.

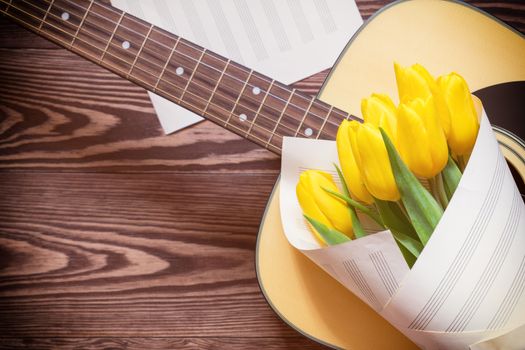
xmin=296 ymin=170 xmax=353 ymax=242
xmin=437 ymin=72 xmax=479 ymax=156
xmin=336 ymin=120 xmax=373 ymax=204
xmin=361 ymin=93 xmax=398 ymax=143
xmin=394 ymin=62 xmax=433 ymax=102
xmin=397 ymin=97 xmax=449 ymax=178
xmin=394 ymin=62 xmax=451 ymax=137
xmin=354 ymin=123 xmax=400 ymax=201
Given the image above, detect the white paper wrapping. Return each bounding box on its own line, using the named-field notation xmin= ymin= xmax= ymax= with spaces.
xmin=280 ymin=110 xmax=525 ymax=350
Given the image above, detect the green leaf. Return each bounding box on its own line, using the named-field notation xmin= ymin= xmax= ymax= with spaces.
xmin=442 ymin=155 xmax=462 ymax=200
xmin=374 ymin=198 xmax=422 ymax=267
xmin=374 ymin=198 xmax=419 ymax=241
xmin=304 ymin=215 xmax=351 ymax=245
xmin=334 ymin=164 xmax=367 ymax=238
xmin=349 ymin=206 xmax=366 ymax=238
xmin=334 ymin=163 xmax=351 ymax=197
xmin=322 ymin=187 xmax=384 ymax=228
xmin=380 ymin=128 xmax=443 ymax=245
xmin=390 ymin=230 xmax=422 ymax=268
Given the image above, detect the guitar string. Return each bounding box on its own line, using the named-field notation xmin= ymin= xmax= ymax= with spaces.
xmin=6 ymin=2 xmax=316 ymax=144
xmin=0 ymin=3 xmax=284 ymax=152
xmin=55 ymin=0 xmax=352 ymax=132
xmin=15 ymin=0 xmax=302 ymax=141
xmin=57 ymin=0 xmax=353 ymax=128
xmin=14 ymin=0 xmax=310 ymax=140
xmin=18 ymin=0 xmax=340 ymax=140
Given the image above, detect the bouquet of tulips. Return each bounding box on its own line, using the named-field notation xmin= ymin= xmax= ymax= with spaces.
xmin=297 ymin=63 xmax=479 ymax=267
xmin=280 ymin=63 xmax=525 ymax=349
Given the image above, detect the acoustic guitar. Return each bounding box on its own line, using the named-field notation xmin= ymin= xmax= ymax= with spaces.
xmin=3 ymin=0 xmax=524 ymax=348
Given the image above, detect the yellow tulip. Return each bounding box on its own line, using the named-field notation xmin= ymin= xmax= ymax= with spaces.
xmin=354 ymin=123 xmax=400 ymax=201
xmin=437 ymin=72 xmax=479 ymax=156
xmin=394 ymin=62 xmax=433 ymax=102
xmin=336 ymin=120 xmax=373 ymax=204
xmin=394 ymin=62 xmax=451 ymax=137
xmin=296 ymin=170 xmax=353 ymax=242
xmin=361 ymin=93 xmax=398 ymax=142
xmin=397 ymin=97 xmax=449 ymax=178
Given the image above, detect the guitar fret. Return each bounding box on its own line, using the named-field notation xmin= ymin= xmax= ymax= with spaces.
xmin=225 ymin=70 xmax=253 ymax=126
xmin=246 ymin=79 xmax=275 ymax=137
xmin=154 ymin=36 xmax=181 ymax=91
xmin=180 ymin=49 xmax=206 ymax=102
xmin=38 ymin=0 xmax=54 ymax=30
xmin=98 ymin=12 xmax=122 ymax=62
xmin=128 ymin=23 xmax=154 ymax=77
xmin=70 ymin=0 xmax=93 ymax=48
xmin=266 ymin=88 xmax=295 ymax=146
xmin=203 ymin=59 xmax=230 ymax=115
xmin=315 ymin=105 xmax=333 ymax=139
xmin=4 ymin=0 xmax=350 ymax=155
xmin=295 ymin=96 xmax=316 ymax=136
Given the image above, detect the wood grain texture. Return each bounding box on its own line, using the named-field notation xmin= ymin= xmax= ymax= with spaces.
xmin=1 ymin=1 xmax=524 ymax=349
xmin=0 ymin=337 xmax=323 ymax=349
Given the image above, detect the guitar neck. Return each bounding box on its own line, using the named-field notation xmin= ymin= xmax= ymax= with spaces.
xmin=2 ymin=0 xmax=358 ymax=154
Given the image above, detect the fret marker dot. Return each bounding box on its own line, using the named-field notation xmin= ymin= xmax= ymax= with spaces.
xmin=122 ymin=41 xmax=131 ymax=50
xmin=252 ymin=86 xmax=261 ymax=95
xmin=175 ymin=67 xmax=184 ymax=76
xmin=305 ymin=128 xmax=313 ymax=137
xmin=61 ymin=12 xmax=70 ymax=21
xmin=239 ymin=113 xmax=248 ymax=122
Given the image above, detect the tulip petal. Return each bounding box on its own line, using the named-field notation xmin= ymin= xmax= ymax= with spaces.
xmin=380 ymin=129 xmax=444 ymax=245
xmin=438 ymin=73 xmax=479 ymax=156
xmin=394 ymin=62 xmax=432 ymax=102
xmin=361 ymin=94 xmax=398 ymax=142
xmin=356 ymin=124 xmax=400 ymax=201
xmin=336 ymin=121 xmax=373 ymax=204
xmin=309 ymin=172 xmax=353 ymax=235
xmin=397 ymin=97 xmax=448 ymax=178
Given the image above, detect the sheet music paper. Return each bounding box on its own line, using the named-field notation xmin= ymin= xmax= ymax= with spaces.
xmin=110 ymin=0 xmax=363 ymax=134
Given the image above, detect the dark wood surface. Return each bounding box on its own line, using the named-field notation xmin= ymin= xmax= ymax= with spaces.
xmin=1 ymin=1 xmax=524 ymax=349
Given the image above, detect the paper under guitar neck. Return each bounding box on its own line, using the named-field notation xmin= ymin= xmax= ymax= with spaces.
xmin=1 ymin=0 xmax=357 ymax=153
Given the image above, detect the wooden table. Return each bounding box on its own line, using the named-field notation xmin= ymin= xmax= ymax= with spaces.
xmin=1 ymin=1 xmax=523 ymax=349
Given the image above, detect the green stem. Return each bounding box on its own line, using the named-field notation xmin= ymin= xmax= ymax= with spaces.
xmin=441 ymin=155 xmax=462 ymax=200
xmin=323 ymin=188 xmax=384 ymax=228
xmin=333 ymin=164 xmax=366 ymax=238
xmin=428 ymin=177 xmax=443 ymax=211
xmin=457 ymin=155 xmax=467 ymax=171
xmin=436 ymin=173 xmax=449 ymax=209
xmin=349 ymin=206 xmax=366 ymax=239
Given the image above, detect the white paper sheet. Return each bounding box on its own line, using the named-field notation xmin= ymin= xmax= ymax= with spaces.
xmin=281 ymin=111 xmax=525 ymax=349
xmin=110 ymin=0 xmax=363 ymax=134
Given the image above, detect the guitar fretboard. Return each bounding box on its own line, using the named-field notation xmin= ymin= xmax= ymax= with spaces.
xmin=1 ymin=0 xmax=360 ymax=154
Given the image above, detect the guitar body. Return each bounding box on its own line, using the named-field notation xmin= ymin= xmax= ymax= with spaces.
xmin=256 ymin=1 xmax=525 ymax=348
